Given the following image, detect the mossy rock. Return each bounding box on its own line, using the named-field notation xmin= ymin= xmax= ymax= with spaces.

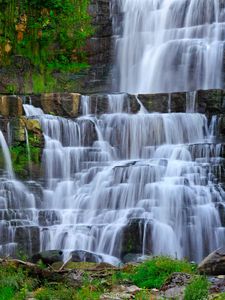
xmin=9 ymin=116 xmax=44 ymax=178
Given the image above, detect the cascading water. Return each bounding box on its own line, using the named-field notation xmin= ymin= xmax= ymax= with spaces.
xmin=0 ymin=96 xmax=220 ymax=263
xmin=114 ymin=0 xmax=225 ymax=93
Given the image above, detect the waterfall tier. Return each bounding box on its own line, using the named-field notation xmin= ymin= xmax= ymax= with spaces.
xmin=114 ymin=0 xmax=225 ymax=93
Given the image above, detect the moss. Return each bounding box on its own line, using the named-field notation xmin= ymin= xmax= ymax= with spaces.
xmin=9 ymin=117 xmax=43 ymax=178
xmin=10 ymin=142 xmax=41 ymax=177
xmin=0 ymin=0 xmax=93 ymax=93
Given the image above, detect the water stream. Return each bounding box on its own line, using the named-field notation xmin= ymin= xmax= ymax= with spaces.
xmin=0 ymin=96 xmax=221 ymax=263
xmin=114 ymin=0 xmax=225 ymax=93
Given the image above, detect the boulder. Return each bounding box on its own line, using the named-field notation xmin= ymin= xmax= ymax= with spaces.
xmin=100 ymin=285 xmax=141 ymax=300
xmin=31 ymin=250 xmax=64 ymax=265
xmin=70 ymin=250 xmax=103 ymax=263
xmin=198 ymin=247 xmax=225 ymax=275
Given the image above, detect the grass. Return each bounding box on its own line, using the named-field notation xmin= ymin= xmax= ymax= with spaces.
xmin=119 ymin=256 xmax=196 ymax=289
xmin=0 ymin=256 xmax=216 ymax=300
xmin=0 ymin=262 xmax=38 ymax=300
xmin=184 ymin=276 xmax=209 ymax=300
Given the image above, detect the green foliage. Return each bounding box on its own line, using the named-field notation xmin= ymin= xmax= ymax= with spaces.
xmin=0 ymin=263 xmax=37 ymax=300
xmin=184 ymin=276 xmax=209 ymax=300
xmin=32 ymin=72 xmax=57 ymax=94
xmin=0 ymin=0 xmax=93 ymax=92
xmin=121 ymin=257 xmax=196 ymax=289
xmin=5 ymin=84 xmax=16 ymax=94
xmin=10 ymin=133 xmax=41 ymax=177
xmin=34 ymin=282 xmax=102 ymax=300
xmin=0 ymin=286 xmax=15 ymax=300
xmin=36 ymin=260 xmax=47 ymax=270
xmin=213 ymin=293 xmax=225 ymax=300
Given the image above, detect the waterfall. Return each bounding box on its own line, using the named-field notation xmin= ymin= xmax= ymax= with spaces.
xmin=23 ymin=104 xmax=44 ymax=116
xmin=0 ymin=131 xmax=14 ymax=179
xmin=0 ymin=94 xmax=224 ymax=263
xmin=20 ymin=98 xmax=222 ymax=264
xmin=114 ymin=0 xmax=225 ymax=93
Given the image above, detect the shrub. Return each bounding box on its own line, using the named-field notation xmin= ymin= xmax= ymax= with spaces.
xmin=184 ymin=276 xmax=209 ymax=300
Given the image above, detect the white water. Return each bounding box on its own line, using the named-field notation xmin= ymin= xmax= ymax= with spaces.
xmin=0 ymin=96 xmax=224 ymax=263
xmin=0 ymin=131 xmax=14 ymax=179
xmin=114 ymin=0 xmax=225 ymax=93
xmin=23 ymin=104 xmax=44 ymax=116
xmin=24 ymin=95 xmax=223 ymax=263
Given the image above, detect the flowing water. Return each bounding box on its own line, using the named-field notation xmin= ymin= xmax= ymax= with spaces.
xmin=0 ymin=95 xmax=224 ymax=263
xmin=113 ymin=0 xmax=225 ymax=93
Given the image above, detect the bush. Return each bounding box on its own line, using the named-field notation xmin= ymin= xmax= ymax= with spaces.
xmin=184 ymin=276 xmax=209 ymax=300
xmin=126 ymin=256 xmax=196 ymax=289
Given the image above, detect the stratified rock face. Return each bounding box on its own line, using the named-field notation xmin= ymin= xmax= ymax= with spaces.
xmin=40 ymin=93 xmax=80 ymax=117
xmin=0 ymin=96 xmax=23 ymax=117
xmin=120 ymin=219 xmax=152 ymax=260
xmin=85 ymin=0 xmax=113 ymax=92
xmin=198 ymin=247 xmax=225 ymax=275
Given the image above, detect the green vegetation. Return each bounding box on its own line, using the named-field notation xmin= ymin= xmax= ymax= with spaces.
xmin=184 ymin=276 xmax=209 ymax=300
xmin=10 ymin=142 xmax=41 ymax=175
xmin=119 ymin=256 xmax=196 ymax=289
xmin=0 ymin=263 xmax=38 ymax=300
xmin=0 ymin=0 xmax=93 ymax=92
xmin=10 ymin=128 xmax=42 ymax=178
xmin=0 ymin=256 xmax=220 ymax=300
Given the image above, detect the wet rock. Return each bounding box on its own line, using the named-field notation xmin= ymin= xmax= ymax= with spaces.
xmin=138 ymin=92 xmax=186 ymax=113
xmin=15 ymin=226 xmax=40 ymax=256
xmin=70 ymin=250 xmax=103 ymax=263
xmin=78 ymin=119 xmax=98 ymax=146
xmin=83 ymin=93 xmax=139 ymax=115
xmin=38 ymin=210 xmax=61 ymax=226
xmin=121 ymin=218 xmax=152 ymax=261
xmin=0 ymin=95 xmax=23 ymax=117
xmin=31 ymin=250 xmax=64 ymax=265
xmin=217 ymin=203 xmax=225 ymax=227
xmin=198 ymin=247 xmax=225 ymax=275
xmin=197 ymin=89 xmax=225 ymax=115
xmin=138 ymin=93 xmax=169 ymax=113
xmin=122 ymin=253 xmax=144 ymax=264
